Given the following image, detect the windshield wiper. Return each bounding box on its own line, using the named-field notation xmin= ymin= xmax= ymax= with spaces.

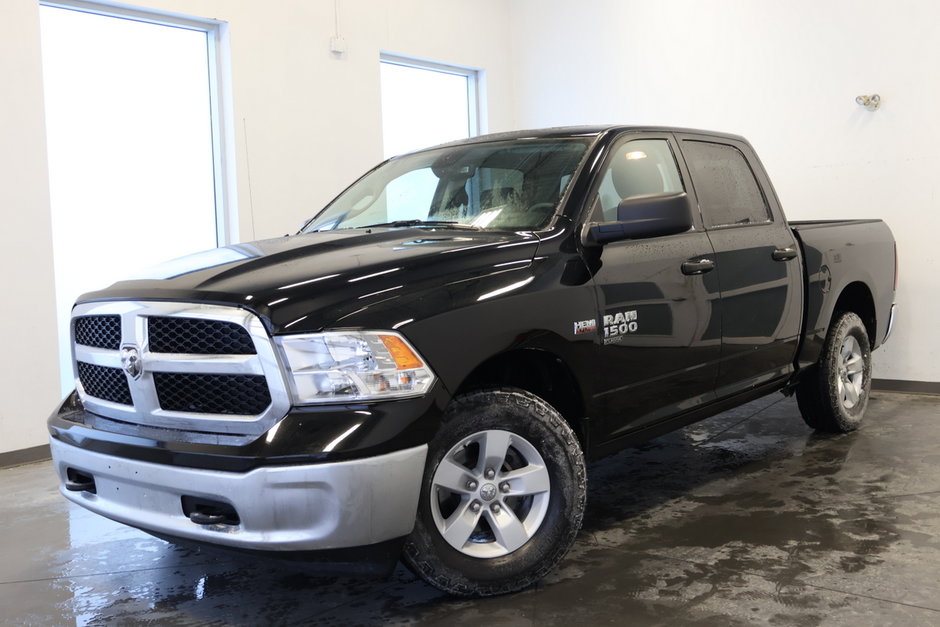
xmin=358 ymin=220 xmax=481 ymax=230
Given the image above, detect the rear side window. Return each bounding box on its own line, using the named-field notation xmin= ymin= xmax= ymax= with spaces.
xmin=683 ymin=141 xmax=771 ymax=228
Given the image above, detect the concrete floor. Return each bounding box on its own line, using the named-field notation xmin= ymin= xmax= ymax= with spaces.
xmin=3 ymin=391 xmax=940 ymax=626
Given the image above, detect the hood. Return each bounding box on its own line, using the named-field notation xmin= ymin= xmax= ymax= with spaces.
xmin=78 ymin=228 xmax=540 ymax=333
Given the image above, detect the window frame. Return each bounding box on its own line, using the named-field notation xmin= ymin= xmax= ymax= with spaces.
xmin=379 ymin=53 xmax=484 ymax=152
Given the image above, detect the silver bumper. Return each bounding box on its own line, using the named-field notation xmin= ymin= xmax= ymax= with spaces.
xmin=49 ymin=437 xmax=427 ymax=551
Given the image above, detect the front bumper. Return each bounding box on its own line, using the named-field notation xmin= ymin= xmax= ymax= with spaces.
xmin=49 ymin=436 xmax=427 ymax=551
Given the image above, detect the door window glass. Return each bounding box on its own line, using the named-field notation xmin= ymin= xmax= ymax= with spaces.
xmin=682 ymin=141 xmax=771 ymax=228
xmin=594 ymin=139 xmax=684 ymax=221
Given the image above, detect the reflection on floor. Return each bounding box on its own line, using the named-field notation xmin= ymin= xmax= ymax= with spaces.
xmin=3 ymin=392 xmax=940 ymax=626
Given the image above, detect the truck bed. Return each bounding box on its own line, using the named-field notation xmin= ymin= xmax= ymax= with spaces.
xmin=790 ymin=218 xmax=896 ymax=367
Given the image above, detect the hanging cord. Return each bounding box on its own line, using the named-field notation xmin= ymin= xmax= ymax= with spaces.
xmin=334 ymin=0 xmax=340 ymax=38
xmin=242 ymin=118 xmax=257 ymax=241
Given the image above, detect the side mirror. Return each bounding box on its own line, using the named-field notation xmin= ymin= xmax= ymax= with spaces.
xmin=584 ymin=192 xmax=693 ymax=246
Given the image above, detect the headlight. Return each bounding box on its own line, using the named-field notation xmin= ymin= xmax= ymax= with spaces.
xmin=275 ymin=331 xmax=436 ymax=404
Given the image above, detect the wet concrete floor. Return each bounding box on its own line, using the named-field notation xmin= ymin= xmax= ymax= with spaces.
xmin=3 ymin=391 xmax=940 ymax=626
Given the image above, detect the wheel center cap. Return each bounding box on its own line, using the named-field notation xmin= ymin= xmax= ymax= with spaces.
xmin=480 ymin=483 xmax=497 ymax=502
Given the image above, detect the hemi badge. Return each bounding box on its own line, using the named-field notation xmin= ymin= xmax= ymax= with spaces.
xmin=573 ymin=319 xmax=597 ymax=335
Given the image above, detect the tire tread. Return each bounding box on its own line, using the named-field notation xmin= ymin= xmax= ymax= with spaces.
xmin=796 ymin=311 xmax=872 ymax=433
xmin=403 ymin=386 xmax=586 ymax=597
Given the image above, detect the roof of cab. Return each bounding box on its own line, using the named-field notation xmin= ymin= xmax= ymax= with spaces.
xmin=415 ymin=125 xmax=748 ymax=152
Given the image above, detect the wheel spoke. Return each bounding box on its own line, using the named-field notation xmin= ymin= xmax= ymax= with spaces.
xmin=844 ymin=380 xmax=859 ymax=404
xmin=844 ymin=354 xmax=864 ymax=376
xmin=485 ymin=507 xmax=530 ymax=553
xmin=841 ymin=342 xmax=854 ymax=362
xmin=501 ymin=464 xmax=550 ymax=496
xmin=479 ymin=430 xmax=512 ymax=474
xmin=428 ymin=424 xmax=560 ymax=559
xmin=433 ymin=457 xmax=474 ymax=494
xmin=441 ymin=501 xmax=481 ymax=549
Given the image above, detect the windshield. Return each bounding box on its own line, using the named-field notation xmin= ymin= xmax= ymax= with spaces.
xmin=302 ymin=138 xmax=591 ymax=233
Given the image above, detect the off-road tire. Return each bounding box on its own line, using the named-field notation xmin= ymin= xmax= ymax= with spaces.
xmin=403 ymin=387 xmax=586 ymax=596
xmin=796 ymin=311 xmax=872 ymax=432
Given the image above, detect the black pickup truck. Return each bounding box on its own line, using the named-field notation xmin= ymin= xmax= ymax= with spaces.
xmin=48 ymin=126 xmax=897 ymax=596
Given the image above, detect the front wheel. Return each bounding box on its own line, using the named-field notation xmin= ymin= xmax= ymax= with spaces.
xmin=403 ymin=388 xmax=586 ymax=596
xmin=796 ymin=311 xmax=872 ymax=432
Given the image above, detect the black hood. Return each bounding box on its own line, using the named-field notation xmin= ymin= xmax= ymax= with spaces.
xmin=78 ymin=228 xmax=540 ymax=333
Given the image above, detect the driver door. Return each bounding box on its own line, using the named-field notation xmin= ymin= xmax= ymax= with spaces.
xmin=584 ymin=133 xmax=721 ymax=442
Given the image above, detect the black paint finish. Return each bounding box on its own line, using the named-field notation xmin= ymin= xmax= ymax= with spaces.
xmin=52 ymin=125 xmax=896 ymax=472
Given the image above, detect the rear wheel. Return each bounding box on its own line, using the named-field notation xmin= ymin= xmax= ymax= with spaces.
xmin=403 ymin=388 xmax=586 ymax=596
xmin=796 ymin=311 xmax=872 ymax=432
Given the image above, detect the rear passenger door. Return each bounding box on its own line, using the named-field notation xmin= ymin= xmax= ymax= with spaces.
xmin=677 ymin=135 xmax=803 ymax=397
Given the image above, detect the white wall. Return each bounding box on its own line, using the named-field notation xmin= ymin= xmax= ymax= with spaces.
xmin=0 ymin=0 xmax=61 ymax=455
xmin=510 ymin=0 xmax=937 ymax=384
xmin=0 ymin=0 xmax=515 ymax=455
xmin=1 ymin=0 xmax=935 ymax=455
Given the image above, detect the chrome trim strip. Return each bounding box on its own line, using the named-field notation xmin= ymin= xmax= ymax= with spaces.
xmin=73 ymin=345 xmax=119 ymax=367
xmin=884 ymin=303 xmax=897 ymax=343
xmin=145 ymin=354 xmax=264 ymax=374
xmin=72 ymin=301 xmax=292 ymax=435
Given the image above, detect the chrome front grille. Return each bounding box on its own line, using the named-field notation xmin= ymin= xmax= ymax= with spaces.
xmin=147 ymin=316 xmax=257 ymax=355
xmin=77 ymin=362 xmax=132 ymax=405
xmin=71 ymin=302 xmax=291 ymax=435
xmin=74 ymin=315 xmax=122 ymax=350
xmin=153 ymin=372 xmax=271 ymax=414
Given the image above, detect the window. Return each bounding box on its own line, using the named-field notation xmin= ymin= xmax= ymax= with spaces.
xmin=682 ymin=141 xmax=771 ymax=228
xmin=40 ymin=2 xmax=232 ymax=394
xmin=304 ymin=139 xmax=590 ymax=232
xmin=593 ymin=139 xmax=684 ymax=222
xmin=380 ymin=55 xmax=480 ymax=158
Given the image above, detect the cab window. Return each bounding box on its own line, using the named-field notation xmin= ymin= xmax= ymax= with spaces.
xmin=682 ymin=141 xmax=771 ymax=228
xmin=593 ymin=139 xmax=684 ymax=222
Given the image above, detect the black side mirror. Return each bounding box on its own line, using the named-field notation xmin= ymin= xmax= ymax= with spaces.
xmin=584 ymin=192 xmax=693 ymax=246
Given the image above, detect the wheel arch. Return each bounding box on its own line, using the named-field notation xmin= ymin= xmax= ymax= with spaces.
xmin=455 ymin=348 xmax=588 ymax=449
xmin=833 ymin=281 xmax=876 ymax=343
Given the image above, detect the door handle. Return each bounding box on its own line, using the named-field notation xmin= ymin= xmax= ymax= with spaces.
xmin=681 ymin=258 xmax=716 ymax=275
xmin=772 ymin=246 xmax=797 ymax=261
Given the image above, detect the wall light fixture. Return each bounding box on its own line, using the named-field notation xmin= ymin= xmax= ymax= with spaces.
xmin=856 ymin=94 xmax=881 ymax=111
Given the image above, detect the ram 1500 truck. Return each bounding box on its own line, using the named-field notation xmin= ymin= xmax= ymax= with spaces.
xmin=48 ymin=126 xmax=897 ymax=596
